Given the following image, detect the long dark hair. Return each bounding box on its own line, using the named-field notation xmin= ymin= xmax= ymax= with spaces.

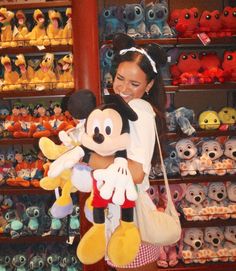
xmin=112 ymin=34 xmax=167 ymax=165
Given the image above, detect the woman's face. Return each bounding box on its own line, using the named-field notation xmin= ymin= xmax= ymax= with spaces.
xmin=113 ymin=61 xmax=153 ymax=103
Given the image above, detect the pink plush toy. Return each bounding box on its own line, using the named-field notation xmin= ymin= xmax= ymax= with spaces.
xmin=204 ymin=227 xmax=228 ymax=262
xmin=206 ymin=182 xmax=230 ymax=220
xmin=156 ymin=184 xmax=186 ymax=268
xmin=224 ymin=226 xmax=236 ymax=261
xmin=226 ymin=182 xmax=236 ymax=218
xmin=182 ymin=228 xmax=208 ymax=264
xmin=175 ymin=138 xmax=200 ymax=176
xmin=181 ymin=183 xmax=208 ymax=221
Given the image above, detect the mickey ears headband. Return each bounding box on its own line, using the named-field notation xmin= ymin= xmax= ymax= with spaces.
xmin=119 ymin=47 xmax=158 ymax=74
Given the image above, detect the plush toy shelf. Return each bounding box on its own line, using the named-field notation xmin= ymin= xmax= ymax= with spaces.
xmin=180 ymin=217 xmax=236 ymax=228
xmin=0 ymin=235 xmax=69 ymax=244
xmin=151 ymin=174 xmax=236 ymax=185
xmin=1 ymin=0 xmax=71 ymax=10
xmin=0 ymin=185 xmax=54 ymax=195
xmin=0 ymin=136 xmax=59 ymax=145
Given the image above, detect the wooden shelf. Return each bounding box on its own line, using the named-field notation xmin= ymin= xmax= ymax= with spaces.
xmin=150 ymin=174 xmax=236 ymax=185
xmin=0 ymin=136 xmax=59 ymax=145
xmin=0 ymin=235 xmax=69 ymax=244
xmin=1 ymin=0 xmax=71 ymax=10
xmin=162 ymin=261 xmax=236 ymax=271
xmin=0 ymin=45 xmax=72 ymax=55
xmin=0 ymin=88 xmax=74 ymax=99
xmin=0 ymin=186 xmax=53 ymax=195
xmin=181 ymin=217 xmax=236 ymax=228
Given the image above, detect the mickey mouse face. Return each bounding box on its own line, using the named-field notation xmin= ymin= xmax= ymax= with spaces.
xmin=82 ymin=108 xmax=130 ymax=156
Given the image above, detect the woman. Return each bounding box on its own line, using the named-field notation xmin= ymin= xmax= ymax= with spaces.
xmin=86 ymin=33 xmax=168 ymax=270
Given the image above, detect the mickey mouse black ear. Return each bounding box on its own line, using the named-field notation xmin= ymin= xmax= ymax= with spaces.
xmin=104 ymin=94 xmax=138 ymax=122
xmin=112 ymin=33 xmax=135 ymax=53
xmin=67 ymin=89 xmax=96 ymax=119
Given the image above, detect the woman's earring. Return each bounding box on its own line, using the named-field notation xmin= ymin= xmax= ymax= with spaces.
xmin=145 ymin=90 xmax=149 ymax=95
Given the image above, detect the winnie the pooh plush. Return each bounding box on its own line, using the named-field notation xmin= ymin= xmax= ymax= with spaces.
xmin=0 ymin=7 xmax=17 ymax=48
xmin=56 ymin=53 xmax=74 ymax=89
xmin=26 ymin=9 xmax=50 ymax=47
xmin=47 ymin=9 xmax=63 ymax=46
xmin=61 ymin=7 xmax=73 ymax=45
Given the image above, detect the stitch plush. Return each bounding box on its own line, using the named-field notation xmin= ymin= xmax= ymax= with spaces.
xmin=47 ymin=9 xmax=63 ymax=46
xmin=198 ymin=110 xmax=221 ymax=130
xmin=123 ymin=1 xmax=147 ymax=38
xmin=145 ymin=0 xmax=174 ymax=38
xmin=224 ymin=226 xmax=236 ymax=261
xmin=163 ymin=144 xmax=180 ymax=176
xmin=14 ymin=10 xmax=30 ymax=46
xmin=199 ymin=10 xmax=223 ymax=38
xmin=174 ymin=7 xmax=199 ymax=38
xmin=221 ymin=6 xmax=236 ymax=36
xmin=61 ymin=7 xmax=73 ymax=45
xmin=170 ymin=52 xmax=204 ymax=85
xmin=0 ymin=8 xmax=17 ymax=48
xmin=222 ymin=50 xmax=236 ymax=82
xmin=26 ymin=9 xmax=50 ymax=46
xmin=1 ymin=55 xmax=20 ymax=91
xmin=100 ymin=45 xmax=115 ymax=89
xmin=175 ymin=138 xmax=199 ymax=176
xmin=99 ymin=6 xmax=125 ymax=40
xmin=182 ymin=228 xmax=207 ymax=264
xmin=181 ymin=183 xmax=208 ymax=221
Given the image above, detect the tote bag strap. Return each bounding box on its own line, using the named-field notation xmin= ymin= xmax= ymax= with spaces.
xmin=154 ymin=123 xmax=179 ymax=218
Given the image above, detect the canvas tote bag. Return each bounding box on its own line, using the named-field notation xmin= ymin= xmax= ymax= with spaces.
xmin=135 ymin=123 xmax=182 ymax=246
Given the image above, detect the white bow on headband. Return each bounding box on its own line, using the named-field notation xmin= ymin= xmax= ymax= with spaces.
xmin=119 ymin=47 xmax=158 ymax=74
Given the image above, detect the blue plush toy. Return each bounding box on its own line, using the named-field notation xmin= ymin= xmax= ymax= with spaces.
xmin=60 ymin=252 xmax=79 ymax=271
xmin=12 ymin=253 xmax=27 ymax=271
xmin=26 ymin=206 xmax=40 ymax=235
xmin=100 ymin=45 xmax=115 ymax=89
xmin=47 ymin=253 xmax=61 ymax=271
xmin=0 ymin=252 xmax=12 ymax=270
xmin=123 ymin=1 xmax=147 ymax=38
xmin=145 ymin=0 xmax=174 ymax=38
xmin=4 ymin=209 xmax=24 ymax=239
xmin=29 ymin=255 xmax=46 ymax=271
xmin=69 ymin=205 xmax=80 ymax=236
xmin=99 ymin=6 xmax=126 ymax=40
xmin=164 ymin=143 xmax=180 ymax=176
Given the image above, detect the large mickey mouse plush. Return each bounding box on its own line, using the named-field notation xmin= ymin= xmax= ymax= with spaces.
xmin=47 ymin=89 xmax=140 ymax=266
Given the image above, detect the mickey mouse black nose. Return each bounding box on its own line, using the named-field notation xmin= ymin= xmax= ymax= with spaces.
xmin=93 ymin=133 xmax=104 ymax=144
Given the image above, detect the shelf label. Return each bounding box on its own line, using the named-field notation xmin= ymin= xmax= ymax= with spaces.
xmin=197 ymin=33 xmax=211 ymax=46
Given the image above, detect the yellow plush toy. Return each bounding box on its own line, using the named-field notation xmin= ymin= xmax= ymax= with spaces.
xmin=32 ymin=53 xmax=57 ymax=90
xmin=47 ymin=9 xmax=63 ymax=46
xmin=14 ymin=10 xmax=29 ymax=46
xmin=56 ymin=53 xmax=74 ymax=89
xmin=0 ymin=7 xmax=17 ymax=48
xmin=61 ymin=7 xmax=73 ymax=45
xmin=15 ymin=54 xmax=35 ymax=90
xmin=26 ymin=9 xmax=50 ymax=46
xmin=218 ymin=106 xmax=236 ymax=130
xmin=39 ymin=137 xmax=78 ymax=218
xmin=1 ymin=55 xmax=20 ymax=91
xmin=198 ymin=110 xmax=221 ymax=130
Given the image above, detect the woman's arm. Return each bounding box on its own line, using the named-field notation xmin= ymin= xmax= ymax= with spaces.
xmin=88 ymin=152 xmax=145 ymax=184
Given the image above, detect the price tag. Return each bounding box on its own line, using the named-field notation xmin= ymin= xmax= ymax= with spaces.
xmin=197 ymin=33 xmax=211 ymax=46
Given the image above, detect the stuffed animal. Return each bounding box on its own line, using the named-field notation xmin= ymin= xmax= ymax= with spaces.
xmin=99 ymin=5 xmax=125 ymax=40
xmin=14 ymin=10 xmax=30 ymax=46
xmin=198 ymin=110 xmax=221 ymax=130
xmin=204 ymin=227 xmax=228 ymax=262
xmin=181 ymin=183 xmax=208 ymax=221
xmin=170 ymin=52 xmax=204 ymax=85
xmin=226 ymin=182 xmax=236 ymax=219
xmin=218 ymin=107 xmax=236 ymax=131
xmin=199 ymin=10 xmax=223 ymax=38
xmin=12 ymin=253 xmax=28 ymax=270
xmin=200 ymin=139 xmax=226 ymax=175
xmin=163 ymin=144 xmax=180 ymax=176
xmin=168 ymin=9 xmax=180 ymax=34
xmin=56 ymin=53 xmax=74 ymax=89
xmin=175 ymin=138 xmax=199 ymax=176
xmin=199 ymin=51 xmax=224 ymax=83
xmin=145 ymin=0 xmax=174 ymax=38
xmin=123 ymin=1 xmax=147 ymax=39
xmin=47 ymin=9 xmax=63 ymax=46
xmin=166 ymin=107 xmax=196 ymax=136
xmin=61 ymin=7 xmax=73 ymax=45
xmin=223 ymin=138 xmax=236 ymax=175
xmin=100 ymin=45 xmax=115 ymax=89
xmin=224 ymin=226 xmax=236 ymax=261
xmin=182 ymin=228 xmax=207 ymax=264
xmin=0 ymin=7 xmax=17 ymax=48
xmin=174 ymin=7 xmax=199 ymax=38
xmin=68 ymin=205 xmax=80 ymax=236
xmin=26 ymin=9 xmax=50 ymax=46
xmin=1 ymin=55 xmax=20 ymax=91
xmin=206 ymin=182 xmax=230 ymax=220
xmin=221 ymin=6 xmax=236 ymax=36
xmin=222 ymin=50 xmax=236 ymax=82
xmin=47 ymin=91 xmax=140 ymax=266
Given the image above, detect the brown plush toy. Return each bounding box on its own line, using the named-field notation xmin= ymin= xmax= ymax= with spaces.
xmin=47 ymin=9 xmax=63 ymax=46
xmin=0 ymin=8 xmax=17 ymax=48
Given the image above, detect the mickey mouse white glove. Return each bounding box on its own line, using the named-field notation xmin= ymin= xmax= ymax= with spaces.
xmin=58 ymin=120 xmax=85 ymax=147
xmin=93 ymin=157 xmax=138 ymax=205
xmin=48 ymin=146 xmax=85 ymax=178
xmin=71 ymin=164 xmax=93 ymax=193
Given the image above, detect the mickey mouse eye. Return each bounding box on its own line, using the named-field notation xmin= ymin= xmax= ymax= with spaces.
xmin=104 ymin=118 xmax=113 ymax=135
xmin=92 ymin=120 xmax=101 ymax=135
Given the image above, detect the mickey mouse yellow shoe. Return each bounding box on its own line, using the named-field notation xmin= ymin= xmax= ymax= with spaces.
xmin=108 ymin=220 xmax=141 ymax=266
xmin=77 ymin=223 xmax=106 ymax=264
